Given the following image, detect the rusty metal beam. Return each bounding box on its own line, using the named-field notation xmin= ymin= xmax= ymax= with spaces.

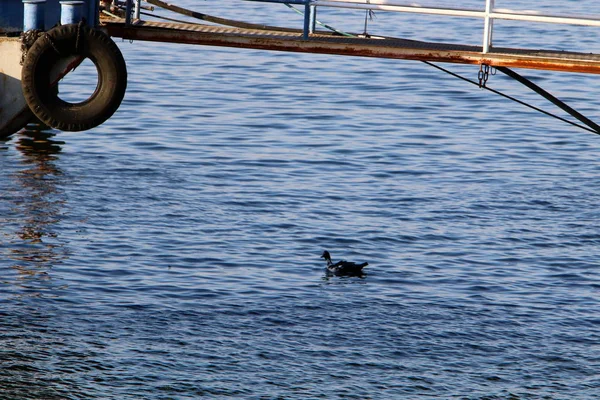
xmin=103 ymin=21 xmax=600 ymax=75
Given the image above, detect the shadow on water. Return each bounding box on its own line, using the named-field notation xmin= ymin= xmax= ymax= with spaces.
xmin=2 ymin=126 xmax=105 ymax=399
xmin=1 ymin=123 xmax=69 ymax=299
xmin=1 ymin=125 xmax=82 ymax=399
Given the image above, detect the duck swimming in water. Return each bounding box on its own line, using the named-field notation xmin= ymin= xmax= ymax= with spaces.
xmin=321 ymin=250 xmax=368 ymax=276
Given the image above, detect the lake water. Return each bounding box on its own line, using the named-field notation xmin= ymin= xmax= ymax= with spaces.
xmin=2 ymin=1 xmax=600 ymax=398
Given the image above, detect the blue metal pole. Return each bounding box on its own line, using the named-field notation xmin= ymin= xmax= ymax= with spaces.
xmin=23 ymin=0 xmax=46 ymax=31
xmin=60 ymin=1 xmax=85 ymax=25
xmin=303 ymin=2 xmax=311 ymax=39
xmin=125 ymin=0 xmax=133 ymax=25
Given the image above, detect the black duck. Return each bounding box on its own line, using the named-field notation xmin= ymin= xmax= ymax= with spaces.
xmin=321 ymin=250 xmax=368 ymax=276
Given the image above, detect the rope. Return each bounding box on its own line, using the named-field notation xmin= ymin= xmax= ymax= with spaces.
xmin=139 ymin=10 xmax=200 ymax=25
xmin=284 ymin=3 xmax=354 ymax=37
xmin=43 ymin=32 xmax=61 ymax=55
xmin=101 ymin=9 xmax=121 ymax=19
xmin=75 ymin=20 xmax=85 ymax=53
xmin=146 ymin=0 xmax=298 ymax=32
xmin=20 ymin=29 xmax=43 ymax=65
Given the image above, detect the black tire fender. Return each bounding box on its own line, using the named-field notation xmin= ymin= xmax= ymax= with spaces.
xmin=21 ymin=23 xmax=127 ymax=132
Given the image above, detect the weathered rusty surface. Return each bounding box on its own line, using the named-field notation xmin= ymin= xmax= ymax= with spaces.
xmin=103 ymin=20 xmax=600 ymax=75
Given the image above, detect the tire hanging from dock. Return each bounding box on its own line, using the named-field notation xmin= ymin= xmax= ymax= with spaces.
xmin=21 ymin=23 xmax=127 ymax=132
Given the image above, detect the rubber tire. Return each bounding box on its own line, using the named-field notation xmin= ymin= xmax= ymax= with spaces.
xmin=21 ymin=24 xmax=127 ymax=132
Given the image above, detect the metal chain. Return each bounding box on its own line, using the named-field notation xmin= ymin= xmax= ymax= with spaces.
xmin=363 ymin=0 xmax=374 ymax=37
xmin=425 ymin=60 xmax=600 ymax=135
xmin=478 ymin=64 xmax=491 ymax=88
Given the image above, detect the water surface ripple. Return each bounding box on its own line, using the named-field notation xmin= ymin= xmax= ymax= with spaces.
xmin=2 ymin=1 xmax=600 ymax=398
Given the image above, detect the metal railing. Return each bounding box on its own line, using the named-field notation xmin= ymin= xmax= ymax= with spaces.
xmin=123 ymin=0 xmax=600 ymax=52
xmin=311 ymin=0 xmax=600 ymax=52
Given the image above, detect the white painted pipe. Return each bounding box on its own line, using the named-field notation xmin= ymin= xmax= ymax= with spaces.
xmin=490 ymin=12 xmax=600 ymax=27
xmin=313 ymin=1 xmax=485 ymax=19
xmin=313 ymin=0 xmax=600 ymax=27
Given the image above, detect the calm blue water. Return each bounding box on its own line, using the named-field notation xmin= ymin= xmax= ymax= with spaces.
xmin=2 ymin=1 xmax=600 ymax=398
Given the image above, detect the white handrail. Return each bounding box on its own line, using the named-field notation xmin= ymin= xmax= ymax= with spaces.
xmin=312 ymin=1 xmax=485 ymax=19
xmin=309 ymin=0 xmax=600 ymax=53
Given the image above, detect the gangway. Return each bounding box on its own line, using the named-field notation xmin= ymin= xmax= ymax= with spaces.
xmin=104 ymin=0 xmax=600 ymax=74
xmin=101 ymin=0 xmax=600 ymax=134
